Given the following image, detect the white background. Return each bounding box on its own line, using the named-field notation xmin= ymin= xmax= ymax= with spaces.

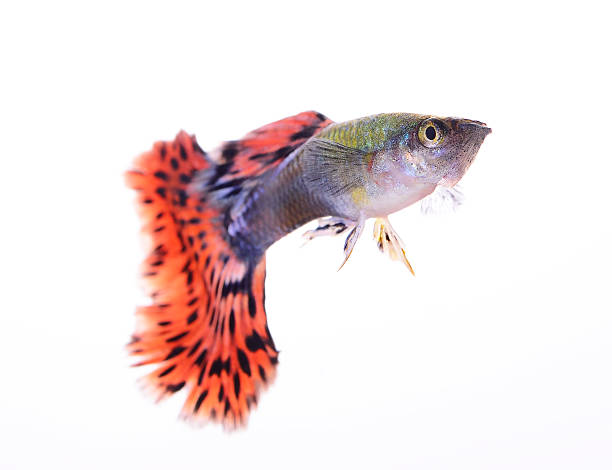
xmin=1 ymin=1 xmax=611 ymax=469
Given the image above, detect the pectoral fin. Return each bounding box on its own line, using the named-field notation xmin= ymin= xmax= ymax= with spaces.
xmin=373 ymin=217 xmax=415 ymax=275
xmin=301 ymin=137 xmax=367 ymax=196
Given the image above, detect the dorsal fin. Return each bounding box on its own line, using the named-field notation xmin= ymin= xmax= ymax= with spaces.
xmin=200 ymin=111 xmax=333 ymax=202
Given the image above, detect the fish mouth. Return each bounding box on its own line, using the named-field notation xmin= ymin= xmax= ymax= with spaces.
xmin=457 ymin=119 xmax=492 ymax=135
xmin=438 ymin=118 xmax=491 ymax=188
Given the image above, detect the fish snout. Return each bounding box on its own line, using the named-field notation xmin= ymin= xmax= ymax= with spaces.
xmin=456 ymin=118 xmax=492 ymax=135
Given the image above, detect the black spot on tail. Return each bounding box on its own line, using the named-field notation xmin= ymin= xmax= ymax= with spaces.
xmin=248 ymin=293 xmax=257 ymax=318
xmin=233 ymin=372 xmax=241 ymax=398
xmin=194 ymin=390 xmax=208 ymax=412
xmin=167 ymin=331 xmax=188 ymax=343
xmin=187 ymin=339 xmax=202 ymax=357
xmin=187 ymin=310 xmax=198 ymax=324
xmin=154 ymin=171 xmax=168 ymax=181
xmin=245 ymin=331 xmax=266 ymax=352
xmin=194 ymin=349 xmax=208 ymax=367
xmin=258 ymin=365 xmax=267 ymax=383
xmin=166 ymin=381 xmax=185 ymax=393
xmin=229 ymin=310 xmax=236 ymax=335
xmin=218 ymin=385 xmax=225 ymax=402
xmin=165 ymin=346 xmax=187 ymax=360
xmin=208 ymin=357 xmax=231 ymax=377
xmin=158 ymin=365 xmax=176 ymax=378
xmin=237 ymin=348 xmax=251 ymax=376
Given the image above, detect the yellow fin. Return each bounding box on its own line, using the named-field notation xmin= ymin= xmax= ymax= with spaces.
xmin=373 ymin=217 xmax=415 ymax=275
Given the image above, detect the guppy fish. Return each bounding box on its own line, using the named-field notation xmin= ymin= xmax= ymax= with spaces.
xmin=126 ymin=111 xmax=490 ymax=429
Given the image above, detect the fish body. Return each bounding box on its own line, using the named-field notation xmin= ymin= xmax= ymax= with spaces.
xmin=126 ymin=111 xmax=490 ymax=428
xmin=225 ymin=113 xmax=490 ymax=261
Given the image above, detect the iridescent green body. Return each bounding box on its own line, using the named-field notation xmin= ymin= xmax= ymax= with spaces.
xmin=316 ymin=113 xmax=418 ymax=151
xmin=228 ymin=113 xmax=490 ymax=259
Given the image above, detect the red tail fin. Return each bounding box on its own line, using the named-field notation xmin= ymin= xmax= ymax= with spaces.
xmin=126 ymin=112 xmax=331 ymax=428
xmin=127 ymin=112 xmax=330 ymax=428
xmin=126 ymin=132 xmax=277 ymax=428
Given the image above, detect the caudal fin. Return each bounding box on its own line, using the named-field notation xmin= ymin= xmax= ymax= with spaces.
xmin=126 ymin=132 xmax=278 ymax=428
xmin=126 ymin=111 xmax=332 ymax=429
xmin=127 ymin=111 xmax=331 ymax=428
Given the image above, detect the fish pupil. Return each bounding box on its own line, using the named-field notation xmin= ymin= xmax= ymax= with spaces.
xmin=425 ymin=125 xmax=436 ymax=140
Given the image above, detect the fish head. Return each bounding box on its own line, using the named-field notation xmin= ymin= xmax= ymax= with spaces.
xmin=399 ymin=115 xmax=491 ymax=187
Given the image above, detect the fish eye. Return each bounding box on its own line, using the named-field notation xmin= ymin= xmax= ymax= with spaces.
xmin=425 ymin=125 xmax=436 ymax=140
xmin=418 ymin=119 xmax=444 ymax=148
